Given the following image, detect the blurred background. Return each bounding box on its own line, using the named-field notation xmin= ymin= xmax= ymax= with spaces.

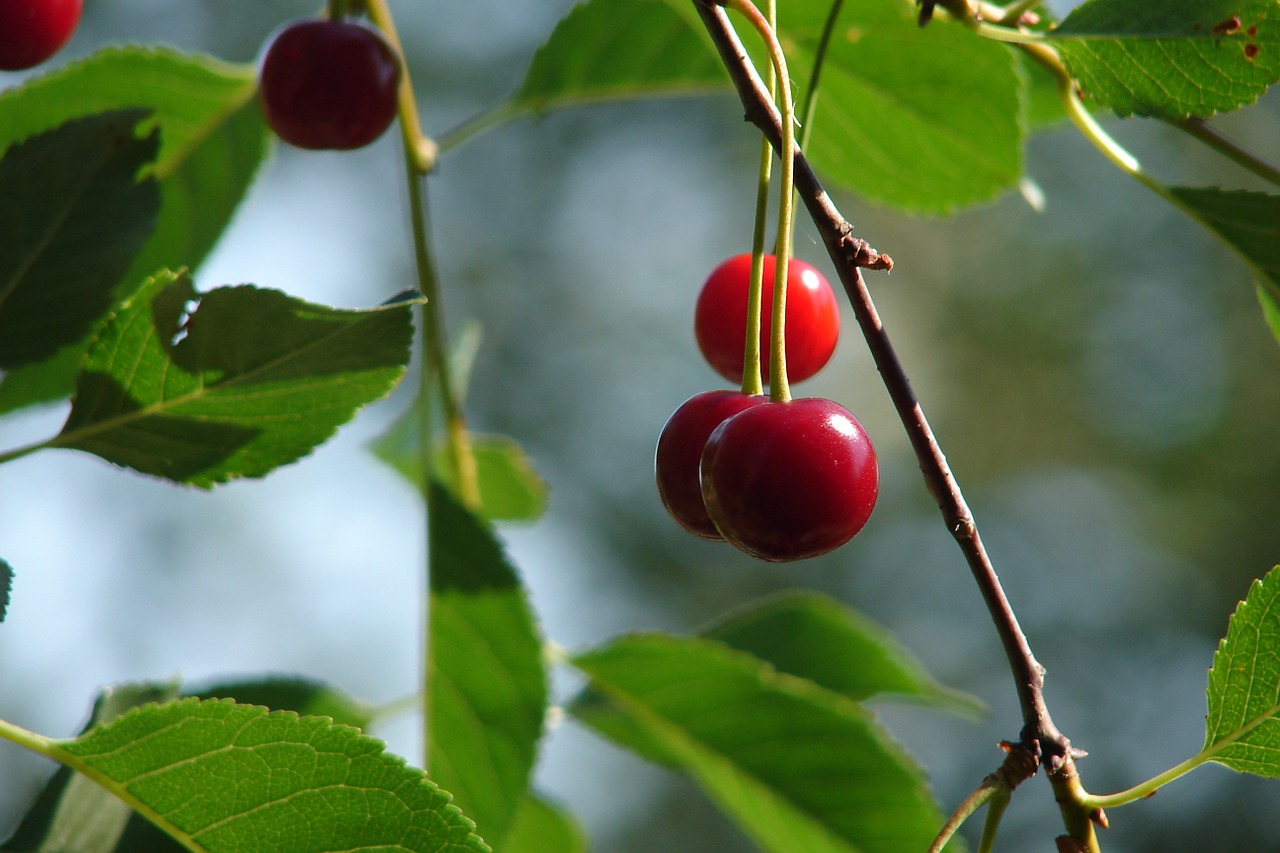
xmin=2 ymin=1 xmax=1280 ymax=850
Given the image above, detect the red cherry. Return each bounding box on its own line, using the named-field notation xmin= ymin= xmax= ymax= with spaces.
xmin=701 ymin=397 xmax=878 ymax=561
xmin=0 ymin=0 xmax=82 ymax=71
xmin=258 ymin=19 xmax=401 ymax=151
xmin=656 ymin=390 xmax=766 ymax=539
xmin=694 ymin=253 xmax=840 ymax=385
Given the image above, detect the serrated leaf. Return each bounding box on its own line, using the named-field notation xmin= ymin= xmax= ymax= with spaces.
xmin=503 ymin=795 xmax=587 ymax=853
xmin=46 ymin=698 xmax=490 ymax=852
xmin=0 ymin=558 xmax=10 ymax=623
xmin=0 ymin=110 xmax=160 ymax=370
xmin=2 ymin=681 xmax=182 ymax=853
xmin=789 ymin=0 xmax=1024 ymax=213
xmin=188 ymin=675 xmax=375 ymax=731
xmin=1167 ymin=186 xmax=1280 ymax=297
xmin=702 ymin=591 xmax=983 ymax=716
xmin=569 ymin=634 xmax=957 ymax=853
xmin=1203 ymin=566 xmax=1280 ymax=776
xmin=1051 ymin=0 xmax=1280 ymax=118
xmin=0 ymin=47 xmax=268 ymax=412
xmin=52 ymin=270 xmax=414 ymax=488
xmin=429 ymin=483 xmax=548 ymax=849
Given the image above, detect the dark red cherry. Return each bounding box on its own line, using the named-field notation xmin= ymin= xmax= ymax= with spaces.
xmin=0 ymin=0 xmax=82 ymax=71
xmin=694 ymin=253 xmax=840 ymax=385
xmin=258 ymin=19 xmax=401 ymax=151
xmin=655 ymin=390 xmax=766 ymax=539
xmin=700 ymin=397 xmax=878 ymax=561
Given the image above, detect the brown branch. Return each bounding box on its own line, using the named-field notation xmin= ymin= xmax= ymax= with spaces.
xmin=693 ymin=0 xmax=1075 ymax=776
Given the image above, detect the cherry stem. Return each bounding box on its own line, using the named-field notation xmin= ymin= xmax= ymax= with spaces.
xmin=722 ymin=0 xmax=797 ymax=403
xmin=740 ymin=0 xmax=776 ymax=398
xmin=693 ymin=3 xmax=1099 ymax=850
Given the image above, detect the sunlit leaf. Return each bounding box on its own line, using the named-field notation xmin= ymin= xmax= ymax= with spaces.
xmin=1260 ymin=285 xmax=1280 ymax=346
xmin=48 ymin=698 xmax=489 ymax=852
xmin=703 ymin=590 xmax=982 ymax=716
xmin=2 ymin=682 xmax=182 ymax=853
xmin=1204 ymin=565 xmax=1280 ymax=777
xmin=429 ymin=483 xmax=548 ymax=849
xmin=0 ymin=47 xmax=268 ymax=412
xmin=503 ymin=794 xmax=587 ymax=853
xmin=570 ymin=634 xmax=958 ymax=853
xmin=1051 ymin=0 xmax=1280 ymax=118
xmin=0 ymin=110 xmax=159 ymax=370
xmin=53 ymin=270 xmax=415 ymax=487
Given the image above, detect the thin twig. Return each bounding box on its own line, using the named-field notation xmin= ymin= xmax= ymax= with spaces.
xmin=693 ymin=0 xmax=1078 ymax=782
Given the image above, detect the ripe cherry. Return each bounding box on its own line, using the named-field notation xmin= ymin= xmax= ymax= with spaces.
xmin=700 ymin=397 xmax=878 ymax=561
xmin=0 ymin=0 xmax=82 ymax=71
xmin=258 ymin=19 xmax=401 ymax=151
xmin=656 ymin=390 xmax=766 ymax=539
xmin=695 ymin=253 xmax=840 ymax=385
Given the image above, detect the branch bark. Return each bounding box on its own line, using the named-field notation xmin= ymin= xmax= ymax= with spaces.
xmin=690 ymin=2 xmax=1096 ymax=845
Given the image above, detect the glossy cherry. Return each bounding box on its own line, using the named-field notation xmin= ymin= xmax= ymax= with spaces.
xmin=0 ymin=0 xmax=82 ymax=71
xmin=258 ymin=18 xmax=401 ymax=151
xmin=656 ymin=390 xmax=766 ymax=539
xmin=695 ymin=253 xmax=840 ymax=385
xmin=700 ymin=397 xmax=878 ymax=561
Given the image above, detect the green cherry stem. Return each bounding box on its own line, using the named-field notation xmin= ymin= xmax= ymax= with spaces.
xmin=740 ymin=0 xmax=776 ymax=398
xmin=365 ymin=0 xmax=439 ymax=174
xmin=723 ymin=0 xmax=798 ymax=403
xmin=927 ymin=780 xmax=999 ymax=853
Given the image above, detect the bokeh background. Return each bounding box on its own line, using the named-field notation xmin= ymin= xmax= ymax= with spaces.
xmin=3 ymin=1 xmax=1280 ymax=850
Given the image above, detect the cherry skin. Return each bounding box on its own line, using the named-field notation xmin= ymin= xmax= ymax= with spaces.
xmin=694 ymin=253 xmax=840 ymax=385
xmin=700 ymin=397 xmax=878 ymax=561
xmin=258 ymin=19 xmax=401 ymax=151
xmin=0 ymin=0 xmax=82 ymax=71
xmin=656 ymin=390 xmax=766 ymax=539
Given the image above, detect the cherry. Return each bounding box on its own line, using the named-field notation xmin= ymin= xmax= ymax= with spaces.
xmin=695 ymin=253 xmax=840 ymax=385
xmin=655 ymin=390 xmax=766 ymax=539
xmin=0 ymin=0 xmax=82 ymax=71
xmin=258 ymin=18 xmax=401 ymax=151
xmin=700 ymin=397 xmax=878 ymax=561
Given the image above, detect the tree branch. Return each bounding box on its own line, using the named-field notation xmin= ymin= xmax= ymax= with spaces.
xmin=692 ymin=0 xmax=1072 ymax=770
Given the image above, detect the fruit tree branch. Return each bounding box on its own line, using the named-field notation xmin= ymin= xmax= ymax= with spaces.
xmin=693 ymin=0 xmax=1077 ymax=779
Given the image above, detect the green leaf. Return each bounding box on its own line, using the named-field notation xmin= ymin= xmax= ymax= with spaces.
xmin=786 ymin=0 xmax=1024 ymax=213
xmin=1051 ymin=0 xmax=1280 ymax=118
xmin=1167 ymin=186 xmax=1280 ymax=297
xmin=569 ymin=634 xmax=957 ymax=853
xmin=429 ymin=483 xmax=548 ymax=849
xmin=1204 ymin=566 xmax=1280 ymax=777
xmin=1260 ymin=285 xmax=1280 ymax=346
xmin=0 ymin=110 xmax=160 ymax=370
xmin=48 ymin=698 xmax=490 ymax=852
xmin=503 ymin=795 xmax=587 ymax=853
xmin=53 ymin=270 xmax=415 ymax=488
xmin=187 ymin=675 xmax=376 ymax=731
xmin=0 ymin=47 xmax=269 ymax=412
xmin=2 ymin=681 xmax=182 ymax=853
xmin=702 ymin=591 xmax=983 ymax=716
xmin=0 ymin=558 xmax=10 ymax=623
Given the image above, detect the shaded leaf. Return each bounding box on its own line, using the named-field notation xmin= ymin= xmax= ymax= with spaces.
xmin=0 ymin=110 xmax=160 ymax=370
xmin=0 ymin=47 xmax=269 ymax=412
xmin=1052 ymin=0 xmax=1280 ymax=118
xmin=188 ymin=675 xmax=375 ymax=731
xmin=702 ymin=590 xmax=982 ymax=716
xmin=503 ymin=795 xmax=587 ymax=853
xmin=2 ymin=681 xmax=182 ymax=853
xmin=569 ymin=634 xmax=957 ymax=853
xmin=0 ymin=558 xmax=10 ymax=623
xmin=429 ymin=483 xmax=548 ymax=849
xmin=53 ymin=270 xmax=415 ymax=487
xmin=49 ymin=698 xmax=490 ymax=852
xmin=1204 ymin=565 xmax=1280 ymax=776
xmin=1260 ymin=285 xmax=1280 ymax=346
xmin=1167 ymin=186 xmax=1280 ymax=297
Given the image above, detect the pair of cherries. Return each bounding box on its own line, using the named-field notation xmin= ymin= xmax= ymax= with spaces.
xmin=656 ymin=255 xmax=878 ymax=562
